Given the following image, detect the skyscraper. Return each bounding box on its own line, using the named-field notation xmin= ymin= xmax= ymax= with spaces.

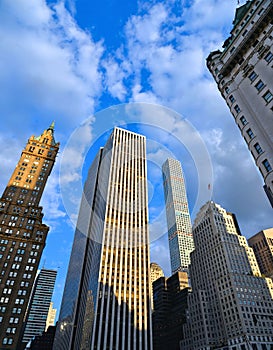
xmin=0 ymin=124 xmax=59 ymax=349
xmin=207 ymin=0 xmax=273 ymax=207
xmin=54 ymin=127 xmax=152 ymax=350
xmin=248 ymin=228 xmax=273 ymax=279
xmin=22 ymin=268 xmax=57 ymax=346
xmin=162 ymin=158 xmax=194 ymax=274
xmin=152 ymin=271 xmax=189 ymax=350
xmin=181 ymin=201 xmax=273 ymax=350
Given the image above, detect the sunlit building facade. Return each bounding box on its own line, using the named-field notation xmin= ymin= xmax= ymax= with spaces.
xmin=248 ymin=228 xmax=273 ymax=279
xmin=207 ymin=0 xmax=273 ymax=207
xmin=54 ymin=127 xmax=152 ymax=350
xmin=162 ymin=158 xmax=194 ymax=274
xmin=181 ymin=201 xmax=273 ymax=350
xmin=0 ymin=124 xmax=59 ymax=349
xmin=150 ymin=262 xmax=164 ymax=311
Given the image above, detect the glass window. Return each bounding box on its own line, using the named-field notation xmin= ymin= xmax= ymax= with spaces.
xmin=263 ymin=90 xmax=273 ymax=103
xmin=234 ymin=105 xmax=241 ymax=113
xmin=262 ymin=159 xmax=272 ymax=172
xmin=248 ymin=71 xmax=257 ymax=82
xmin=264 ymin=51 xmax=273 ymax=63
xmin=246 ymin=129 xmax=254 ymax=139
xmin=255 ymin=80 xmax=265 ymax=92
xmin=254 ymin=143 xmax=263 ymax=155
xmin=240 ymin=116 xmax=247 ymax=126
xmin=229 ymin=95 xmax=235 ymax=103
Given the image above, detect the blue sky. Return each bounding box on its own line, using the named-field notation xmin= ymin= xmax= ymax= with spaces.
xmin=1 ymin=0 xmax=272 ymax=317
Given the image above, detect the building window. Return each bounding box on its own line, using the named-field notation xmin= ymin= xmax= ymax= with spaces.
xmin=229 ymin=95 xmax=235 ymax=103
xmin=263 ymin=90 xmax=273 ymax=103
xmin=255 ymin=80 xmax=265 ymax=92
xmin=248 ymin=71 xmax=257 ymax=82
xmin=225 ymin=87 xmax=230 ymax=94
xmin=262 ymin=159 xmax=272 ymax=172
xmin=240 ymin=116 xmax=247 ymax=126
xmin=234 ymin=105 xmax=241 ymax=113
xmin=254 ymin=143 xmax=263 ymax=155
xmin=246 ymin=129 xmax=254 ymax=139
xmin=264 ymin=51 xmax=273 ymax=63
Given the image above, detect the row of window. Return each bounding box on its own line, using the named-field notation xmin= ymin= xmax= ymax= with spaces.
xmin=243 ymin=125 xmax=272 ymax=172
xmin=226 ymin=94 xmax=273 ymax=174
xmin=248 ymin=69 xmax=273 ymax=103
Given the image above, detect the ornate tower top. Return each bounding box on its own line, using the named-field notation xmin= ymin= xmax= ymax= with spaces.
xmin=0 ymin=124 xmax=60 ymax=349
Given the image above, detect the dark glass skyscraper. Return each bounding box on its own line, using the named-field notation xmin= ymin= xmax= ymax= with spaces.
xmin=0 ymin=124 xmax=59 ymax=349
xmin=22 ymin=268 xmax=57 ymax=346
xmin=54 ymin=127 xmax=152 ymax=350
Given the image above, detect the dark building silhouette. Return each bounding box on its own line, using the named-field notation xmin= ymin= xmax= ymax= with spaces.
xmin=0 ymin=124 xmax=59 ymax=349
xmin=27 ymin=325 xmax=56 ymax=350
xmin=152 ymin=271 xmax=190 ymax=350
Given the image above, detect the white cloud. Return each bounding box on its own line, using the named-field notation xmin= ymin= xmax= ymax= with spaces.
xmin=1 ymin=0 xmax=271 ymax=286
xmin=0 ymin=0 xmax=104 ymax=133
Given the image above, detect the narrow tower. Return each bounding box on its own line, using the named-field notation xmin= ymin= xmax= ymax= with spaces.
xmin=0 ymin=124 xmax=59 ymax=349
xmin=162 ymin=158 xmax=194 ymax=274
xmin=54 ymin=127 xmax=152 ymax=350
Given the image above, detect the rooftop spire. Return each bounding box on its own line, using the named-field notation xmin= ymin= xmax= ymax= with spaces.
xmin=48 ymin=121 xmax=55 ymax=132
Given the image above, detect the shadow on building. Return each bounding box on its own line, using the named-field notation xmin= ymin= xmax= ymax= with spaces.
xmin=152 ymin=272 xmax=190 ymax=350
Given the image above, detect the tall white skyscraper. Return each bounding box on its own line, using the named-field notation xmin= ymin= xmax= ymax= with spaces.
xmin=181 ymin=201 xmax=273 ymax=350
xmin=207 ymin=0 xmax=273 ymax=207
xmin=54 ymin=127 xmax=152 ymax=350
xmin=162 ymin=158 xmax=194 ymax=274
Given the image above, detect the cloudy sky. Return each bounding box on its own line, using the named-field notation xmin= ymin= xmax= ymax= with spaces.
xmin=1 ymin=0 xmax=272 ymax=315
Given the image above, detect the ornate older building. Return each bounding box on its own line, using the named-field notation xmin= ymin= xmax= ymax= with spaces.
xmin=181 ymin=201 xmax=273 ymax=350
xmin=0 ymin=124 xmax=59 ymax=349
xmin=54 ymin=127 xmax=152 ymax=350
xmin=207 ymin=0 xmax=273 ymax=207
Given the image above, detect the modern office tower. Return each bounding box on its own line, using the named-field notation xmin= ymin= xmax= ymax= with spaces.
xmin=54 ymin=127 xmax=152 ymax=350
xmin=46 ymin=302 xmax=57 ymax=331
xmin=181 ymin=201 xmax=273 ymax=350
xmin=22 ymin=269 xmax=57 ymax=346
xmin=152 ymin=271 xmax=189 ymax=350
xmin=207 ymin=0 xmax=273 ymax=207
xmin=150 ymin=263 xmax=164 ymax=311
xmin=248 ymin=228 xmax=273 ymax=279
xmin=0 ymin=124 xmax=59 ymax=349
xmin=162 ymin=158 xmax=194 ymax=274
